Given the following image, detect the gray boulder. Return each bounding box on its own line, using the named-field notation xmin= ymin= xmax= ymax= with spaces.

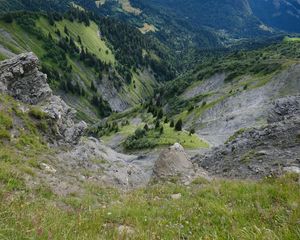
xmin=152 ymin=143 xmax=196 ymax=182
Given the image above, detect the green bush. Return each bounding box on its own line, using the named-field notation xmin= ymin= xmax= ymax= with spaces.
xmin=0 ymin=128 xmax=11 ymax=140
xmin=123 ymin=135 xmax=157 ymax=150
xmin=0 ymin=112 xmax=13 ymax=129
xmin=29 ymin=108 xmax=46 ymax=120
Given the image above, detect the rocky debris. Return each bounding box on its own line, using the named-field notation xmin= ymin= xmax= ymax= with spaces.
xmin=152 ymin=143 xmax=201 ymax=182
xmin=56 ymin=137 xmax=148 ymax=188
xmin=41 ymin=163 xmax=57 ymax=174
xmin=283 ymin=166 xmax=300 ymax=174
xmin=0 ymin=52 xmax=52 ymax=104
xmin=268 ymin=96 xmax=300 ymax=123
xmin=193 ymin=96 xmax=300 ymax=179
xmin=170 ymin=193 xmax=182 ymax=200
xmin=117 ymin=225 xmax=135 ymax=237
xmin=0 ymin=53 xmax=87 ymax=145
xmin=41 ymin=96 xmax=87 ymax=145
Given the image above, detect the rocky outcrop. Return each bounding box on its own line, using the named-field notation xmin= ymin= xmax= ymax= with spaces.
xmin=193 ymin=96 xmax=300 ymax=179
xmin=41 ymin=96 xmax=87 ymax=145
xmin=0 ymin=53 xmax=86 ymax=145
xmin=0 ymin=52 xmax=52 ymax=104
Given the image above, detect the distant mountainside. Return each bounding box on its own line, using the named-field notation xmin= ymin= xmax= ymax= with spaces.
xmin=0 ymin=0 xmax=70 ymax=12
xmin=138 ymin=0 xmax=259 ymax=35
xmin=249 ymin=0 xmax=300 ymax=33
xmin=2 ymin=0 xmax=299 ymax=53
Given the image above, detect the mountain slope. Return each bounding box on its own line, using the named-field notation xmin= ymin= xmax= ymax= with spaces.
xmin=0 ymin=10 xmax=174 ymax=122
xmin=159 ymin=38 xmax=300 ymax=146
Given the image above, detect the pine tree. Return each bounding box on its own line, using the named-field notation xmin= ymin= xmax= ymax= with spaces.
xmin=3 ymin=13 xmax=13 ymax=23
xmin=91 ymin=81 xmax=97 ymax=92
xmin=175 ymin=119 xmax=183 ymax=131
xmin=170 ymin=120 xmax=175 ymax=128
xmin=64 ymin=25 xmax=69 ymax=35
xmin=155 ymin=121 xmax=160 ymax=129
xmin=157 ymin=109 xmax=163 ymax=119
xmin=160 ymin=126 xmax=164 ymax=134
xmin=144 ymin=124 xmax=149 ymax=131
xmin=189 ymin=128 xmax=195 ymax=136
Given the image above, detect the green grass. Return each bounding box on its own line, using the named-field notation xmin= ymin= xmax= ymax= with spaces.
xmin=148 ymin=123 xmax=208 ymax=149
xmin=123 ymin=70 xmax=156 ymax=104
xmin=0 ymin=174 xmax=299 ymax=239
xmin=102 ymin=118 xmax=208 ymax=149
xmin=283 ymin=36 xmax=300 ymax=43
xmin=101 ymin=123 xmax=138 ymax=143
xmin=36 ymin=17 xmax=115 ymax=64
xmin=0 ymin=21 xmax=46 ymax=57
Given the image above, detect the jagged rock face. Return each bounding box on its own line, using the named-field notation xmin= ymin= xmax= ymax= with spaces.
xmin=0 ymin=53 xmax=87 ymax=145
xmin=152 ymin=143 xmax=196 ymax=181
xmin=41 ymin=96 xmax=87 ymax=145
xmin=0 ymin=52 xmax=52 ymax=104
xmin=193 ymin=96 xmax=300 ymax=179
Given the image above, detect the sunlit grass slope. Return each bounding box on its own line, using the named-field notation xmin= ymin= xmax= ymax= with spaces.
xmin=36 ymin=17 xmax=115 ymax=64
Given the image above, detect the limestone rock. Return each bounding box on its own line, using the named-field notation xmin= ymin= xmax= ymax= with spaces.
xmin=152 ymin=143 xmax=195 ymax=181
xmin=0 ymin=52 xmax=52 ymax=104
xmin=117 ymin=225 xmax=135 ymax=237
xmin=41 ymin=96 xmax=87 ymax=145
xmin=0 ymin=53 xmax=87 ymax=145
xmin=171 ymin=193 xmax=182 ymax=200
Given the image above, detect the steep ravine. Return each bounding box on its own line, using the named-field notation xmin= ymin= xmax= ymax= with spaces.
xmin=1 ymin=53 xmax=299 ymax=198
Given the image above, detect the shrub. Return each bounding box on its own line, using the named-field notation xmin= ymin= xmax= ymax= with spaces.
xmin=188 ymin=105 xmax=195 ymax=112
xmin=29 ymin=108 xmax=46 ymax=120
xmin=155 ymin=121 xmax=160 ymax=129
xmin=189 ymin=128 xmax=195 ymax=135
xmin=0 ymin=112 xmax=13 ymax=129
xmin=134 ymin=128 xmax=146 ymax=138
xmin=123 ymin=136 xmax=156 ymax=150
xmin=160 ymin=126 xmax=164 ymax=134
xmin=157 ymin=109 xmax=163 ymax=119
xmin=0 ymin=129 xmax=10 ymax=140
